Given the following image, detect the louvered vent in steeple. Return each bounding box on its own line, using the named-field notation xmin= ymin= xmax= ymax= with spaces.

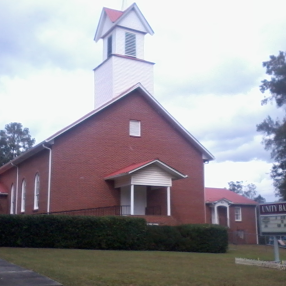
xmin=125 ymin=32 xmax=136 ymax=57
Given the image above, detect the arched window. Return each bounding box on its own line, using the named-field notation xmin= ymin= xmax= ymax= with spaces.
xmin=34 ymin=173 xmax=40 ymax=210
xmin=10 ymin=184 xmax=15 ymax=214
xmin=21 ymin=180 xmax=26 ymax=213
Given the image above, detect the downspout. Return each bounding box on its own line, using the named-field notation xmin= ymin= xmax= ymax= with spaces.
xmin=11 ymin=162 xmax=19 ymax=214
xmin=42 ymin=144 xmax=52 ymax=214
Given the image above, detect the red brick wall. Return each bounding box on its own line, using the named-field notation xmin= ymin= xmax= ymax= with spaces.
xmin=0 ymin=150 xmax=50 ymax=214
xmin=50 ymin=90 xmax=206 ymax=224
xmin=205 ymin=204 xmax=257 ymax=244
xmin=229 ymin=205 xmax=257 ymax=244
xmin=0 ymin=90 xmax=206 ymax=224
xmin=0 ymin=194 xmax=8 ymax=214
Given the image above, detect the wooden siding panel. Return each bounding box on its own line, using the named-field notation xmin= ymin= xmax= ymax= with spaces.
xmin=131 ymin=165 xmax=172 ymax=186
xmin=119 ymin=10 xmax=146 ymax=33
xmin=94 ymin=58 xmax=113 ymax=108
xmin=113 ymin=56 xmax=154 ymax=96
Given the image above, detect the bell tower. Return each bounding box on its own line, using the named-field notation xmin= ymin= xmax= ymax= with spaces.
xmin=93 ymin=3 xmax=154 ymax=108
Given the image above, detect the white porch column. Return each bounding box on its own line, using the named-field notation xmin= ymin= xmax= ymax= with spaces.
xmin=214 ymin=205 xmax=219 ymax=224
xmin=130 ymin=184 xmax=134 ymax=215
xmin=227 ymin=205 xmax=230 ymax=227
xmin=167 ymin=186 xmax=171 ymax=216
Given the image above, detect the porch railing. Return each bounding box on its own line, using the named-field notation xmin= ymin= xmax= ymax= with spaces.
xmin=34 ymin=205 xmax=162 ymax=216
xmin=145 ymin=206 xmax=161 ymax=215
xmin=36 ymin=205 xmax=131 ymax=216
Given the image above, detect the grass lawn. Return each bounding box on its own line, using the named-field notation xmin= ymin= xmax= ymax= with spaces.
xmin=1 ymin=245 xmax=286 ymax=286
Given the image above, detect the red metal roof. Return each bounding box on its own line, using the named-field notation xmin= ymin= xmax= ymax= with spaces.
xmin=104 ymin=7 xmax=124 ymax=22
xmin=205 ymin=187 xmax=257 ymax=205
xmin=104 ymin=159 xmax=154 ymax=179
xmin=104 ymin=159 xmax=187 ymax=180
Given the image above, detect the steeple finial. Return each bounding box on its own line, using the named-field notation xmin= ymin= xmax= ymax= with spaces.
xmin=121 ymin=0 xmax=130 ymax=10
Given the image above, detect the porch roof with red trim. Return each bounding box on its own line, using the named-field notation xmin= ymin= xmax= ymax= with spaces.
xmin=205 ymin=187 xmax=257 ymax=205
xmin=104 ymin=159 xmax=187 ymax=180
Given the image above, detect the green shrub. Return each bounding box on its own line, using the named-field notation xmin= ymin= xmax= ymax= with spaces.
xmin=0 ymin=215 xmax=227 ymax=253
xmin=176 ymin=224 xmax=228 ymax=253
xmin=0 ymin=215 xmax=147 ymax=250
xmin=145 ymin=224 xmax=228 ymax=253
xmin=145 ymin=225 xmax=182 ymax=251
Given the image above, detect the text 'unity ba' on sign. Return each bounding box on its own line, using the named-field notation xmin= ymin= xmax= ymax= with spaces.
xmin=259 ymin=202 xmax=286 ymax=215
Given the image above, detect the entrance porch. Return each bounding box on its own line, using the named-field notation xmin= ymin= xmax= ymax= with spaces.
xmin=104 ymin=159 xmax=187 ymax=221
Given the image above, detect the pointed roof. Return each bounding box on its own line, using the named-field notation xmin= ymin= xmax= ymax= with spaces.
xmin=94 ymin=3 xmax=154 ymax=42
xmin=0 ymin=83 xmax=214 ymax=175
xmin=104 ymin=7 xmax=124 ymax=22
xmin=104 ymin=159 xmax=188 ymax=180
xmin=205 ymin=187 xmax=257 ymax=205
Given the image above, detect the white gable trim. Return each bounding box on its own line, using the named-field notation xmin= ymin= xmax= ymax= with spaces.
xmin=0 ymin=82 xmax=214 ymax=175
xmin=94 ymin=3 xmax=154 ymax=42
xmin=105 ymin=159 xmax=188 ymax=181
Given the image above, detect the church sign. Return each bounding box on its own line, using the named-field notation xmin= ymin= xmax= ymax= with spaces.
xmin=258 ymin=202 xmax=286 ymax=236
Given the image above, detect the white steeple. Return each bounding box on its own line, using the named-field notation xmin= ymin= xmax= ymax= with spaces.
xmin=93 ymin=3 xmax=154 ymax=108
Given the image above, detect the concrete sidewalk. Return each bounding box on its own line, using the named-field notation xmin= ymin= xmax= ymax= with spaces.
xmin=0 ymin=259 xmax=62 ymax=286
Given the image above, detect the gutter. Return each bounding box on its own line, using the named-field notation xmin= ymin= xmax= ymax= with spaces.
xmin=42 ymin=143 xmax=53 ymax=214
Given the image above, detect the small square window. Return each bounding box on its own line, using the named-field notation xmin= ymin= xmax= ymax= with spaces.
xmin=129 ymin=120 xmax=141 ymax=137
xmin=235 ymin=207 xmax=242 ymax=221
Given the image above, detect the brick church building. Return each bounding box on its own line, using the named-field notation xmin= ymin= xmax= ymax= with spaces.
xmin=1 ymin=3 xmax=247 ymax=228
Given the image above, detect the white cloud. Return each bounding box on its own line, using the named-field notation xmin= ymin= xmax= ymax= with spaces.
xmin=205 ymin=159 xmax=276 ymax=202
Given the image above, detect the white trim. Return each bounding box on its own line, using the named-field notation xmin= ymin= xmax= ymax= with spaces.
xmin=10 ymin=184 xmax=15 ymax=214
xmin=94 ymin=3 xmax=154 ymax=42
xmin=167 ymin=187 xmax=171 ymax=216
xmin=34 ymin=173 xmax=40 ymax=210
xmin=129 ymin=120 xmax=141 ymax=136
xmin=0 ymin=84 xmax=214 ymax=176
xmin=21 ymin=180 xmax=26 ymax=213
xmin=43 ymin=144 xmax=52 ymax=214
xmin=46 ymin=84 xmax=214 ymax=161
xmin=235 ymin=206 xmax=242 ymax=221
xmin=130 ymin=184 xmax=134 ymax=215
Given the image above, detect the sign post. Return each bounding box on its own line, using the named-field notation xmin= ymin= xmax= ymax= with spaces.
xmin=258 ymin=202 xmax=286 ymax=263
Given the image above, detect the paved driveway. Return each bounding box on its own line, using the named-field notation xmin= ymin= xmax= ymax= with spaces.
xmin=0 ymin=259 xmax=62 ymax=286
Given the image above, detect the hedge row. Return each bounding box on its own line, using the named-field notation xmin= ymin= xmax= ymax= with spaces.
xmin=0 ymin=215 xmax=147 ymax=250
xmin=146 ymin=224 xmax=228 ymax=253
xmin=0 ymin=215 xmax=228 ymax=253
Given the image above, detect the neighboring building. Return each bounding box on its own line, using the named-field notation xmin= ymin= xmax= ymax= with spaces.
xmin=0 ymin=3 xmax=214 ymax=226
xmin=205 ymin=187 xmax=258 ymax=244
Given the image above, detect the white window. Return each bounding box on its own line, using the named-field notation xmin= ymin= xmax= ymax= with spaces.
xmin=125 ymin=32 xmax=136 ymax=57
xmin=21 ymin=180 xmax=26 ymax=213
xmin=34 ymin=173 xmax=40 ymax=210
xmin=10 ymin=184 xmax=15 ymax=214
xmin=235 ymin=207 xmax=242 ymax=221
xmin=129 ymin=120 xmax=141 ymax=137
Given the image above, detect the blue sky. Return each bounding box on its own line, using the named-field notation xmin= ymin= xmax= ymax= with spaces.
xmin=1 ymin=0 xmax=286 ymax=201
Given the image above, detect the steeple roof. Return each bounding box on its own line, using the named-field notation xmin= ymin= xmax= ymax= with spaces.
xmin=94 ymin=3 xmax=154 ymax=42
xmin=104 ymin=7 xmax=124 ymax=22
